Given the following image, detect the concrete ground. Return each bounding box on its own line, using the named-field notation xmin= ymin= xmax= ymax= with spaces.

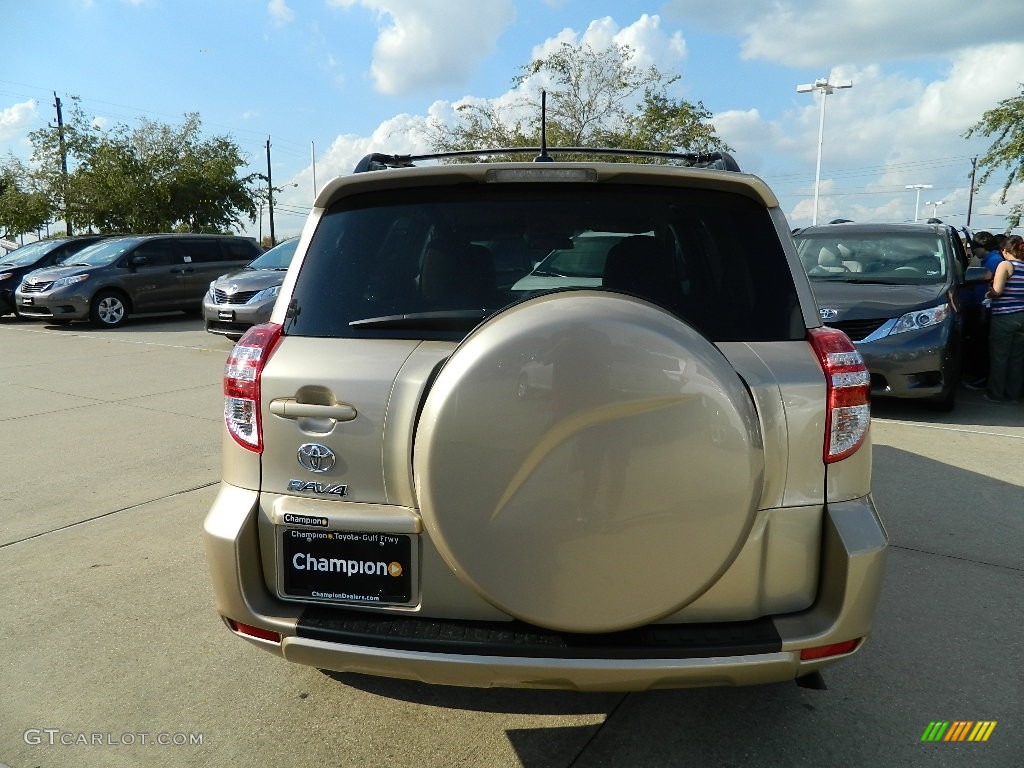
xmin=0 ymin=314 xmax=1020 ymax=768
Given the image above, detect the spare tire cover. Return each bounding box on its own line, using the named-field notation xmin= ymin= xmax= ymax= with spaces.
xmin=414 ymin=291 xmax=764 ymax=632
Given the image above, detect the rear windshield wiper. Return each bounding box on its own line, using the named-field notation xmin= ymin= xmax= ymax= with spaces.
xmin=350 ymin=310 xmax=490 ymax=330
xmin=530 ymin=269 xmax=570 ymax=277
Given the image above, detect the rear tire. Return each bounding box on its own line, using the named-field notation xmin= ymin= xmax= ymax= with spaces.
xmin=89 ymin=291 xmax=128 ymax=328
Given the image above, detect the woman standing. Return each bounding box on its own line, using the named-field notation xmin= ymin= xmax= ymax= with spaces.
xmin=985 ymin=234 xmax=1024 ymax=402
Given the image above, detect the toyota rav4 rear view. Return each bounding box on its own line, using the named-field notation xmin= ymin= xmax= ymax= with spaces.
xmin=203 ymin=148 xmax=887 ymax=691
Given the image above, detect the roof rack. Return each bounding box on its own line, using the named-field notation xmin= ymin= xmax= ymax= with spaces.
xmin=352 ymin=148 xmax=741 ymax=174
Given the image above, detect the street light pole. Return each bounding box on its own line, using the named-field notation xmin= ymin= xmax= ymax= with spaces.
xmin=924 ymin=200 xmax=944 ymax=220
xmin=905 ymin=184 xmax=932 ymax=222
xmin=797 ymin=76 xmax=853 ymax=226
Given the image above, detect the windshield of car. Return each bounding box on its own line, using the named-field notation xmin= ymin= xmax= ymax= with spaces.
xmin=794 ymin=231 xmax=949 ymax=284
xmin=64 ymin=238 xmax=142 ymax=267
xmin=0 ymin=240 xmax=54 ymax=267
xmin=286 ymin=183 xmax=801 ymax=343
xmin=247 ymin=238 xmax=298 ymax=270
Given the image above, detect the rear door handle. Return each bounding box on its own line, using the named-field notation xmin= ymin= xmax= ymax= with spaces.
xmin=269 ymin=398 xmax=357 ymax=421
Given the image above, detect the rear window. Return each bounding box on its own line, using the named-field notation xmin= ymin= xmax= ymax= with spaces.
xmin=285 ymin=183 xmax=801 ymax=342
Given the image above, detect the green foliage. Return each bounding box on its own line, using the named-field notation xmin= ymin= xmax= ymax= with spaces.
xmin=964 ymin=85 xmax=1024 ymax=229
xmin=22 ymin=99 xmax=258 ymax=234
xmin=426 ymin=42 xmax=729 ymax=160
xmin=0 ymin=162 xmax=52 ymax=238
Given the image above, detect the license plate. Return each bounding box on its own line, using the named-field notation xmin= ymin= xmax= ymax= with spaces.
xmin=21 ymin=297 xmax=33 ymax=306
xmin=218 ymin=309 xmax=234 ymax=320
xmin=279 ymin=529 xmax=415 ymax=606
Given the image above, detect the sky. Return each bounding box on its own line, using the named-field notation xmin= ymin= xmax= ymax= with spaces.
xmin=2 ymin=0 xmax=1024 ymax=243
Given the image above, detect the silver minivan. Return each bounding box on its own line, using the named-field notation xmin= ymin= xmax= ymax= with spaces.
xmin=16 ymin=234 xmax=261 ymax=327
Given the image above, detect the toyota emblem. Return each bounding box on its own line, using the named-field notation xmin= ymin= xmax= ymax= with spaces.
xmin=296 ymin=443 xmax=336 ymax=473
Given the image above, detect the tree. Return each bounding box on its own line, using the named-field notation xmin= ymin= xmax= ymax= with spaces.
xmin=21 ymin=97 xmax=100 ymax=232
xmin=24 ymin=101 xmax=259 ymax=233
xmin=964 ymin=85 xmax=1024 ymax=229
xmin=426 ymin=42 xmax=729 ymax=158
xmin=0 ymin=163 xmax=52 ymax=239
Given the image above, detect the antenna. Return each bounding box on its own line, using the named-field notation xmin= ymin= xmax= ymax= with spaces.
xmin=534 ymin=91 xmax=553 ymax=162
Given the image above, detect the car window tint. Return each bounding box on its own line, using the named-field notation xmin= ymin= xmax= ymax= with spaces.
xmin=222 ymin=239 xmax=261 ymax=261
xmin=177 ymin=239 xmax=223 ymax=264
xmin=132 ymin=241 xmax=175 ymax=267
xmin=286 ymin=184 xmax=800 ymax=342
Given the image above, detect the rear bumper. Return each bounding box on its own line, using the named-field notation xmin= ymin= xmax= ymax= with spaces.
xmin=203 ymin=485 xmax=887 ymax=690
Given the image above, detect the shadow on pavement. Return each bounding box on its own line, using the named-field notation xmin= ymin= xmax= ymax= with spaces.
xmin=871 ymin=388 xmax=1023 ymax=430
xmin=321 ymin=670 xmax=621 ymax=715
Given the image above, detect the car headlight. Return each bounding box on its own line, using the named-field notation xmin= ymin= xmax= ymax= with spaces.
xmin=248 ymin=285 xmax=280 ymax=303
xmin=207 ymin=280 xmax=217 ymax=299
xmin=53 ymin=274 xmax=89 ymax=289
xmin=888 ymin=303 xmax=949 ymax=335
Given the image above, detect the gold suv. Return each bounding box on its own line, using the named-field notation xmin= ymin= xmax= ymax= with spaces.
xmin=203 ymin=149 xmax=887 ymax=691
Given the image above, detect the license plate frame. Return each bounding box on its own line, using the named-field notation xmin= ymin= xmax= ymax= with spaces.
xmin=278 ymin=528 xmax=416 ymax=607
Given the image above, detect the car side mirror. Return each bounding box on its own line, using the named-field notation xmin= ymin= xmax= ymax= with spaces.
xmin=963 ymin=265 xmax=991 ymax=286
xmin=130 ymin=255 xmax=149 ymax=268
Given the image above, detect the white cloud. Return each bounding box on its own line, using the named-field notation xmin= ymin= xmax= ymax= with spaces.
xmin=294 ymin=112 xmax=435 ymax=198
xmin=282 ymin=11 xmax=1023 ymax=234
xmin=663 ymin=0 xmax=1024 ymax=67
xmin=530 ymin=15 xmax=686 ymax=74
xmin=743 ymin=43 xmax=1024 ymax=226
xmin=327 ymin=0 xmax=515 ymax=95
xmin=0 ymin=100 xmax=38 ymax=141
xmin=268 ymin=0 xmax=295 ymax=25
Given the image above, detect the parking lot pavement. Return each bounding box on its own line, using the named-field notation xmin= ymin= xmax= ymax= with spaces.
xmin=0 ymin=317 xmax=230 ymax=545
xmin=1 ymin=315 xmax=1021 ymax=768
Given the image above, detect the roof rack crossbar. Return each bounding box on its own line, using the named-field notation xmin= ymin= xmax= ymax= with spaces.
xmin=352 ymin=148 xmax=741 ymax=173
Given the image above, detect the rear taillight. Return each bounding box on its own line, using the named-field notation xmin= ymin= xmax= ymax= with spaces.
xmin=808 ymin=326 xmax=871 ymax=463
xmin=799 ymin=638 xmax=861 ymax=660
xmin=226 ymin=618 xmax=281 ymax=643
xmin=224 ymin=323 xmax=282 ymax=452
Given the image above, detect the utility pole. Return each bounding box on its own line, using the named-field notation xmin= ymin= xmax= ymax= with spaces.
xmin=966 ymin=157 xmax=977 ymax=227
xmin=311 ymin=140 xmax=317 ymax=201
xmin=266 ymin=137 xmax=275 ymax=247
xmin=54 ymin=92 xmax=71 ymax=235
